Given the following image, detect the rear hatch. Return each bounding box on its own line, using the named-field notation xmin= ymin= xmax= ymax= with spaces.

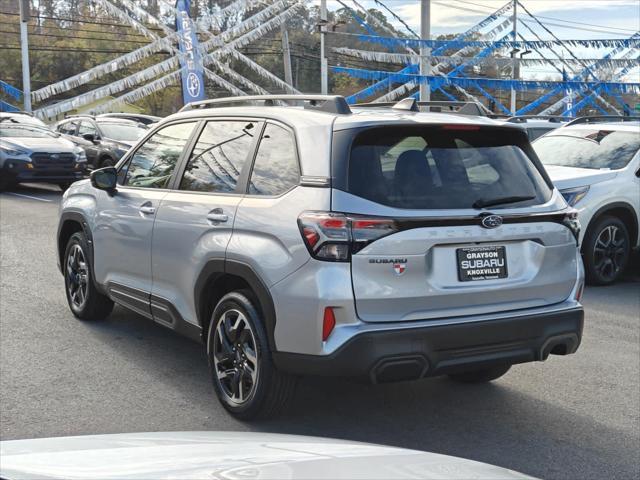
xmin=331 ymin=123 xmax=578 ymax=322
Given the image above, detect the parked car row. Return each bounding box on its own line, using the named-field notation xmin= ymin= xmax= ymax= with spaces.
xmin=3 ymin=103 xmax=638 ymax=288
xmin=0 ymin=112 xmax=156 ymax=191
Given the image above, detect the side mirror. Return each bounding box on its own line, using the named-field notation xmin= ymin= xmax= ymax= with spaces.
xmin=82 ymin=133 xmax=96 ymax=142
xmin=90 ymin=167 xmax=117 ymax=192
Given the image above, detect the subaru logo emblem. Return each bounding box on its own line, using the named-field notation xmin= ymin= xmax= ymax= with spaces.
xmin=51 ymin=154 xmax=59 ymax=160
xmin=393 ymin=262 xmax=406 ymax=276
xmin=481 ymin=214 xmax=503 ymax=229
xmin=187 ymin=72 xmax=201 ymax=98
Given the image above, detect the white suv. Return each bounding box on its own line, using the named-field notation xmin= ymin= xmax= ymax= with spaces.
xmin=533 ymin=120 xmax=640 ymax=285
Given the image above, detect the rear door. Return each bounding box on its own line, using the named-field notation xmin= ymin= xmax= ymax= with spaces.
xmin=77 ymin=120 xmax=99 ymax=165
xmin=150 ymin=119 xmax=260 ymax=326
xmin=332 ymin=124 xmax=578 ymax=322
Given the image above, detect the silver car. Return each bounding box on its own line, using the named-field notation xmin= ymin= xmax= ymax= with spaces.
xmin=1 ymin=122 xmax=88 ymax=191
xmin=56 ymin=95 xmax=585 ymax=419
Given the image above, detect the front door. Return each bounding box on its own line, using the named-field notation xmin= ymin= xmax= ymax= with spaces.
xmin=92 ymin=121 xmax=199 ymax=316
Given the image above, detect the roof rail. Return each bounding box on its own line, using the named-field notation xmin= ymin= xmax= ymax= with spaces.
xmin=180 ymin=95 xmax=352 ymax=115
xmin=504 ymin=115 xmax=572 ymax=124
xmin=353 ymin=100 xmax=486 ymax=116
xmin=64 ymin=113 xmax=95 ymax=119
xmin=565 ymin=115 xmax=640 ymax=126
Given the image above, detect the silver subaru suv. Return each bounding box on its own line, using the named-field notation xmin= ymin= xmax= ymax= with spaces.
xmin=57 ymin=95 xmax=585 ymax=419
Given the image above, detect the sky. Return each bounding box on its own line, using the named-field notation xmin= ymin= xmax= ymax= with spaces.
xmin=318 ymin=0 xmax=640 ymax=81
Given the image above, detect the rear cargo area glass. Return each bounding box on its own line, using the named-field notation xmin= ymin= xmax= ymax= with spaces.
xmin=347 ymin=126 xmax=552 ymax=210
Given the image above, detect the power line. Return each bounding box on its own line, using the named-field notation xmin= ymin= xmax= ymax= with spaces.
xmin=448 ymin=0 xmax=637 ymax=34
xmin=0 ymin=21 xmax=151 ymax=38
xmin=0 ymin=30 xmax=156 ymax=44
xmin=0 ymin=11 xmax=165 ymax=32
xmin=0 ymin=45 xmax=170 ymax=54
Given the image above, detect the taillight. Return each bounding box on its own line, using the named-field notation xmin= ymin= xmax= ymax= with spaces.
xmin=298 ymin=212 xmax=398 ymax=262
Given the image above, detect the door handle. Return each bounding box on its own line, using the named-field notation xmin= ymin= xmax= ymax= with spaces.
xmin=139 ymin=204 xmax=156 ymax=215
xmin=207 ymin=208 xmax=228 ymax=223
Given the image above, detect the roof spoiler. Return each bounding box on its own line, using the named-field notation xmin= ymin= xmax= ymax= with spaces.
xmin=353 ymin=99 xmax=487 ymax=116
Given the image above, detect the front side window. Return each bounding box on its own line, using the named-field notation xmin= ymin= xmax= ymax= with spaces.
xmin=122 ymin=122 xmax=196 ymax=189
xmin=248 ymin=123 xmax=299 ymax=196
xmin=179 ymin=120 xmax=257 ymax=193
xmin=347 ymin=126 xmax=551 ymax=210
xmin=534 ymin=129 xmax=640 ymax=170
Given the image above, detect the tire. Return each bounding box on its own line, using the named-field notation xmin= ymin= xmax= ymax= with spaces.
xmin=207 ymin=290 xmax=296 ymax=420
xmin=583 ymin=215 xmax=631 ymax=286
xmin=448 ymin=364 xmax=511 ymax=383
xmin=63 ymin=232 xmax=114 ymax=321
xmin=100 ymin=157 xmax=115 ymax=168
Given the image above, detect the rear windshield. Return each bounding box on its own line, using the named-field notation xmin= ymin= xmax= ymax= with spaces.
xmin=346 ymin=126 xmax=552 ymax=210
xmin=533 ymin=129 xmax=640 ymax=170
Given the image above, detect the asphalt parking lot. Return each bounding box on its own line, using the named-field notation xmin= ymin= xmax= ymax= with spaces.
xmin=1 ymin=183 xmax=639 ymax=480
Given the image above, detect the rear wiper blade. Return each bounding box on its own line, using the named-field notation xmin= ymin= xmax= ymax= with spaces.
xmin=473 ymin=195 xmax=535 ymax=209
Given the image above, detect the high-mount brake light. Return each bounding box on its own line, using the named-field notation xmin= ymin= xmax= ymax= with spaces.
xmin=441 ymin=124 xmax=481 ymax=131
xmin=298 ymin=212 xmax=398 ymax=262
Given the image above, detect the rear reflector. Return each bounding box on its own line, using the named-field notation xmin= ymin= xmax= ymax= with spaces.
xmin=322 ymin=307 xmax=336 ymax=341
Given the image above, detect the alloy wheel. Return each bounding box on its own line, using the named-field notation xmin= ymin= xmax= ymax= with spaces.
xmin=212 ymin=309 xmax=259 ymax=406
xmin=593 ymin=225 xmax=627 ymax=281
xmin=66 ymin=244 xmax=89 ymax=309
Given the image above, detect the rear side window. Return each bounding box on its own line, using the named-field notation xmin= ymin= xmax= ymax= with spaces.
xmin=78 ymin=121 xmax=97 ymax=137
xmin=346 ymin=126 xmax=552 ymax=210
xmin=57 ymin=121 xmax=78 ymax=135
xmin=179 ymin=120 xmax=257 ymax=193
xmin=248 ymin=123 xmax=299 ymax=196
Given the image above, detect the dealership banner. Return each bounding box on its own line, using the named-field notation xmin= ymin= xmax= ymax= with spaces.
xmin=176 ymin=0 xmax=205 ymax=105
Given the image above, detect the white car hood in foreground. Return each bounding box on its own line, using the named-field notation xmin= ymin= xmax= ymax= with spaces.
xmin=544 ymin=164 xmax=618 ymax=190
xmin=0 ymin=431 xmax=534 ymax=480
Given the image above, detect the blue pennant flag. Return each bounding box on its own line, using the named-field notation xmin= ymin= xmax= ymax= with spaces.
xmin=176 ymin=0 xmax=205 ymax=105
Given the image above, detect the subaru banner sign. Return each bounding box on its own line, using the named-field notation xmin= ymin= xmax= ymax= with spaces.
xmin=176 ymin=0 xmax=205 ymax=105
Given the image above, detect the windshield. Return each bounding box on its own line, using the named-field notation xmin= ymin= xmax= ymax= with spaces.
xmin=0 ymin=125 xmax=58 ymax=138
xmin=0 ymin=115 xmax=48 ymax=127
xmin=98 ymin=122 xmax=148 ymax=142
xmin=534 ymin=129 xmax=640 ymax=170
xmin=346 ymin=126 xmax=552 ymax=210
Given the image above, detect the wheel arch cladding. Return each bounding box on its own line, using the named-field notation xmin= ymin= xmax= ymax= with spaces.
xmin=195 ymin=260 xmax=278 ymax=351
xmin=587 ymin=202 xmax=638 ymax=246
xmin=57 ymin=213 xmax=92 ymax=273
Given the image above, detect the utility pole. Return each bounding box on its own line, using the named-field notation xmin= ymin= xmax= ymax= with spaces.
xmin=510 ymin=0 xmax=518 ymax=115
xmin=19 ymin=0 xmax=31 ymax=112
xmin=419 ymin=0 xmax=431 ymax=101
xmin=320 ymin=0 xmax=328 ymax=94
xmin=281 ymin=25 xmax=293 ymax=88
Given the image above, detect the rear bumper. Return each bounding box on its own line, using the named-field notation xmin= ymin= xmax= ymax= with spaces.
xmin=272 ymin=307 xmax=583 ymax=382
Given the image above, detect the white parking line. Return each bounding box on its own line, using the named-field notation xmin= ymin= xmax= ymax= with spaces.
xmin=3 ymin=192 xmax=54 ymax=203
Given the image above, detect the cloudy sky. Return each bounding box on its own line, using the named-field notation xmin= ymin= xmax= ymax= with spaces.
xmin=319 ymin=0 xmax=640 ymax=80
